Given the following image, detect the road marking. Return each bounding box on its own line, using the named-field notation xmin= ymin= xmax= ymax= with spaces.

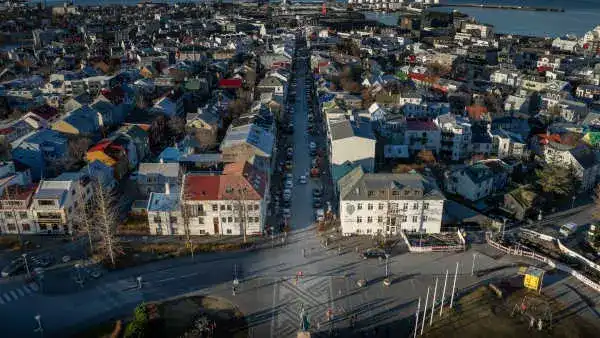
xmin=180 ymin=272 xmax=199 ymax=279
xmin=29 ymin=283 xmax=39 ymax=291
xmin=270 ymin=278 xmax=278 ymax=338
xmin=0 ymin=296 xmax=4 ymax=305
xmin=155 ymin=276 xmax=176 ymax=283
xmin=9 ymin=291 xmax=18 ymax=300
xmin=16 ymin=288 xmax=24 ymax=297
xmin=23 ymin=285 xmax=33 ymax=294
xmin=2 ymin=294 xmax=11 ymax=302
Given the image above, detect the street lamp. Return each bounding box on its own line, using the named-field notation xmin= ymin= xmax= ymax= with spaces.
xmin=22 ymin=253 xmax=30 ymax=278
xmin=383 ymin=254 xmax=391 ymax=287
xmin=34 ymin=314 xmax=43 ymax=337
xmin=471 ymin=253 xmax=478 ymax=276
xmin=136 ymin=276 xmax=142 ymax=289
xmin=571 ymin=195 xmax=576 ymax=209
xmin=74 ymin=264 xmax=83 ymax=288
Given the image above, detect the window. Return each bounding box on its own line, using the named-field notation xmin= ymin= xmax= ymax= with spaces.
xmin=74 ymin=201 xmax=78 ymax=209
xmin=212 ymin=204 xmax=218 ymax=211
xmin=19 ymin=212 xmax=28 ymax=219
xmin=68 ymin=207 xmax=72 ymax=213
xmin=213 ymin=217 xmax=219 ymax=224
xmin=403 ymin=203 xmax=408 ymax=210
xmin=367 ymin=216 xmax=373 ymax=223
xmin=423 ymin=215 xmax=428 ymax=222
xmin=220 ymin=205 xmax=225 ymax=211
xmin=404 ymin=190 xmax=410 ymax=195
xmin=357 ymin=216 xmax=362 ymax=223
xmin=22 ymin=223 xmax=30 ymax=232
xmin=357 ymin=203 xmax=363 ymax=210
xmin=393 ymin=190 xmax=400 ymax=196
xmin=199 ymin=230 xmax=206 ymax=235
xmin=71 ymin=190 xmax=76 ymax=195
xmin=234 ymin=217 xmax=240 ymax=223
xmin=171 ymin=227 xmax=178 ymax=234
xmin=401 ymin=215 xmax=407 ymax=222
xmin=254 ymin=217 xmax=259 ymax=223
xmin=228 ymin=217 xmax=233 ymax=222
xmin=198 ymin=217 xmax=204 ymax=224
xmin=170 ymin=217 xmax=178 ymax=223
xmin=233 ymin=204 xmax=240 ymax=211
xmin=378 ymin=203 xmax=384 ymax=210
xmin=423 ymin=203 xmax=429 ymax=210
xmin=154 ymin=216 xmax=161 ymax=222
xmin=4 ymin=212 xmax=12 ymax=218
xmin=255 ymin=204 xmax=260 ymax=211
xmin=226 ymin=229 xmax=232 ymax=234
xmin=412 ymin=216 xmax=418 ymax=222
xmin=367 ymin=190 xmax=375 ymax=197
xmin=413 ymin=203 xmax=419 ymax=210
xmin=40 ymin=224 xmax=47 ymax=231
xmin=367 ymin=204 xmax=373 ymax=210
xmin=221 ymin=217 xmax=227 ymax=223
xmin=7 ymin=223 xmax=16 ymax=231
xmin=227 ymin=205 xmax=232 ymax=211
xmin=378 ymin=216 xmax=383 ymax=223
xmin=366 ymin=229 xmax=372 ymax=234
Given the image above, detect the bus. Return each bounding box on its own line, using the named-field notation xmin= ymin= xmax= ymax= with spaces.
xmin=559 ymin=222 xmax=578 ymax=238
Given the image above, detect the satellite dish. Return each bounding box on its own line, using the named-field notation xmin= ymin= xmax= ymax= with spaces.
xmin=346 ymin=204 xmax=356 ymax=215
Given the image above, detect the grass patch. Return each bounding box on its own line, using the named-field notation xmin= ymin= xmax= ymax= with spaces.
xmin=423 ymin=281 xmax=600 ymax=338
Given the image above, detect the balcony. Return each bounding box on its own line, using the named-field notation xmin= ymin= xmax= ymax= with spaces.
xmin=37 ymin=213 xmax=62 ymax=223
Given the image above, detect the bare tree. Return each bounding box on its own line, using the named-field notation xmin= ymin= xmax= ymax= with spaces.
xmin=91 ymin=180 xmax=122 ymax=268
xmin=71 ymin=200 xmax=95 ymax=257
xmin=181 ymin=203 xmax=195 ymax=259
xmin=68 ymin=136 xmax=92 ymax=163
xmin=167 ymin=116 xmax=187 ymax=140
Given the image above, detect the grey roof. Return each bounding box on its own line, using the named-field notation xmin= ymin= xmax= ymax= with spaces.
xmin=138 ymin=162 xmax=180 ymax=178
xmin=340 ymin=171 xmax=444 ymax=201
xmin=221 ymin=124 xmax=274 ymax=157
xmin=461 ymin=163 xmax=494 ymax=184
xmin=147 ymin=192 xmax=180 ymax=212
xmin=330 ymin=120 xmax=355 ymax=141
xmin=570 ymin=147 xmax=597 ymax=169
xmin=582 ymin=112 xmax=600 ymax=127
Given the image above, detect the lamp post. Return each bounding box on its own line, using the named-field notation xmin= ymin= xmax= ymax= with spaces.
xmin=571 ymin=195 xmax=576 ymax=209
xmin=136 ymin=276 xmax=142 ymax=289
xmin=471 ymin=253 xmax=477 ymax=277
xmin=383 ymin=254 xmax=391 ymax=286
xmin=74 ymin=264 xmax=83 ymax=288
xmin=22 ymin=253 xmax=30 ymax=278
xmin=34 ymin=314 xmax=43 ymax=337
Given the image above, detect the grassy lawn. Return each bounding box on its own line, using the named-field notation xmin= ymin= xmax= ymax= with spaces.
xmin=71 ymin=296 xmax=246 ymax=338
xmin=424 ymin=281 xmax=600 ymax=338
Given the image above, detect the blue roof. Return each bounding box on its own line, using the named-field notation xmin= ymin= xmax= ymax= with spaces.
xmin=62 ymin=105 xmax=100 ymax=133
xmin=24 ymin=129 xmax=67 ymax=146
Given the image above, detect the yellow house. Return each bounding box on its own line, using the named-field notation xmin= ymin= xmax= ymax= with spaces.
xmin=85 ymin=139 xmax=129 ymax=179
xmin=52 ymin=105 xmax=101 ymax=135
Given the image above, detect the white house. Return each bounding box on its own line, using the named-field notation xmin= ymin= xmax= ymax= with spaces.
xmin=147 ymin=183 xmax=183 ymax=235
xmin=327 ymin=113 xmax=376 ymax=173
xmin=544 ymin=143 xmax=600 ymax=191
xmin=435 ymin=113 xmax=472 ymax=161
xmin=404 ymin=119 xmax=441 ymax=155
xmin=444 ymin=163 xmax=494 ymax=201
xmin=338 ymin=167 xmax=445 ymax=236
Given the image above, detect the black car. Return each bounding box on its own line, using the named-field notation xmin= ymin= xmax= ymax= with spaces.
xmin=362 ymin=249 xmax=387 ymax=260
xmin=312 ymin=188 xmax=323 ymax=197
xmin=313 ymin=200 xmax=323 ymax=208
xmin=309 ymin=148 xmax=317 ymax=156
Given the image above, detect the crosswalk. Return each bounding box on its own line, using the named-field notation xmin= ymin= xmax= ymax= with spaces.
xmin=0 ymin=283 xmax=38 ymax=305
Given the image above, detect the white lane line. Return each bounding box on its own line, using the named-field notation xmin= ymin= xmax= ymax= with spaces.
xmin=16 ymin=288 xmax=24 ymax=297
xmin=23 ymin=285 xmax=33 ymax=294
xmin=270 ymin=278 xmax=278 ymax=338
xmin=180 ymin=272 xmax=199 ymax=279
xmin=0 ymin=296 xmax=4 ymax=305
xmin=155 ymin=277 xmax=176 ymax=283
xmin=2 ymin=294 xmax=11 ymax=302
xmin=9 ymin=291 xmax=18 ymax=300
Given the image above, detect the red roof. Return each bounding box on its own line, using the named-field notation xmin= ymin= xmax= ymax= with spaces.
xmin=183 ymin=175 xmax=221 ymax=201
xmin=466 ymin=105 xmax=488 ymax=120
xmin=0 ymin=127 xmax=14 ymax=135
xmin=406 ymin=119 xmax=438 ymax=131
xmin=88 ymin=139 xmax=126 ymax=157
xmin=218 ymin=78 xmax=243 ymax=89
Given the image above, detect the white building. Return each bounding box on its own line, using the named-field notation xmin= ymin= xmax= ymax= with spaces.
xmin=404 ymin=119 xmax=441 ymax=155
xmin=31 ymin=175 xmax=93 ymax=234
xmin=0 ymin=185 xmax=37 ymax=235
xmin=147 ymin=183 xmax=183 ymax=235
xmin=435 ymin=113 xmax=472 ymax=161
xmin=490 ymin=69 xmax=521 ymax=87
xmin=178 ymin=162 xmax=268 ymax=236
xmin=543 ymin=143 xmax=599 ymax=191
xmin=444 ymin=163 xmax=494 ymax=201
xmin=327 ymin=112 xmax=376 ymax=173
xmin=338 ymin=167 xmax=445 ymax=236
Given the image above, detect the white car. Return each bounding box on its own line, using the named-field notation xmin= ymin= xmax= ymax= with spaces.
xmin=285 ymin=180 xmax=294 ymax=189
xmin=298 ymin=175 xmax=307 ymax=184
xmin=309 ymin=142 xmax=316 ymax=151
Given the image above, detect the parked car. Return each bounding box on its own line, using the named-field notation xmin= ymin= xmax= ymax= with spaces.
xmin=298 ymin=175 xmax=307 ymax=184
xmin=362 ymin=248 xmax=387 ymax=260
xmin=285 ymin=160 xmax=293 ymax=171
xmin=284 ymin=180 xmax=294 ymax=189
xmin=313 ymin=187 xmax=323 ymax=197
xmin=310 ymin=167 xmax=320 ymax=177
xmin=1 ymin=258 xmax=24 ymax=278
xmin=309 ymin=141 xmax=316 ymax=151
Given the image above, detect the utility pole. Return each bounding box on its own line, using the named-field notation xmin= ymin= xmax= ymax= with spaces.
xmin=450 ymin=261 xmax=459 ymax=308
xmin=471 ymin=253 xmax=477 ymax=276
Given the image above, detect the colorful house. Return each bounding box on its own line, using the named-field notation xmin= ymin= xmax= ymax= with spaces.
xmin=85 ymin=139 xmax=129 ymax=179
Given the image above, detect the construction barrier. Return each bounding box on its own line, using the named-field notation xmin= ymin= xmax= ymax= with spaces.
xmin=486 ymin=234 xmax=600 ymax=293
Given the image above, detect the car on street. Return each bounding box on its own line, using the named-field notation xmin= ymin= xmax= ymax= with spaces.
xmin=309 ymin=148 xmax=317 ymax=157
xmin=309 ymin=141 xmax=316 ymax=150
xmin=313 ymin=197 xmax=322 ymax=208
xmin=284 ymin=180 xmax=293 ymax=189
xmin=282 ymin=209 xmax=292 ymax=218
xmin=315 ymin=208 xmax=325 ymax=222
xmin=310 ymin=167 xmax=320 ymax=177
xmin=313 ymin=187 xmax=323 ymax=197
xmin=298 ymin=175 xmax=307 ymax=184
xmin=1 ymin=258 xmax=25 ymax=277
xmin=362 ymin=248 xmax=388 ymax=260
xmin=285 ymin=160 xmax=293 ymax=171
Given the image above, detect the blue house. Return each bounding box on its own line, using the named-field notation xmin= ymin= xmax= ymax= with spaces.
xmin=11 ymin=129 xmax=68 ymax=180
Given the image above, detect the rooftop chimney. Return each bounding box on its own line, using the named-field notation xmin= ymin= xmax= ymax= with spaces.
xmin=165 ymin=183 xmax=170 ymax=195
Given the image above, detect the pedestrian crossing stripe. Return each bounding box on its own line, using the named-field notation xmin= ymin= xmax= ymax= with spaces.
xmin=0 ymin=296 xmax=4 ymax=305
xmin=9 ymin=291 xmax=17 ymax=300
xmin=2 ymin=293 xmax=12 ymax=302
xmin=16 ymin=289 xmax=24 ymax=297
xmin=23 ymin=285 xmax=32 ymax=294
xmin=29 ymin=283 xmax=39 ymax=291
